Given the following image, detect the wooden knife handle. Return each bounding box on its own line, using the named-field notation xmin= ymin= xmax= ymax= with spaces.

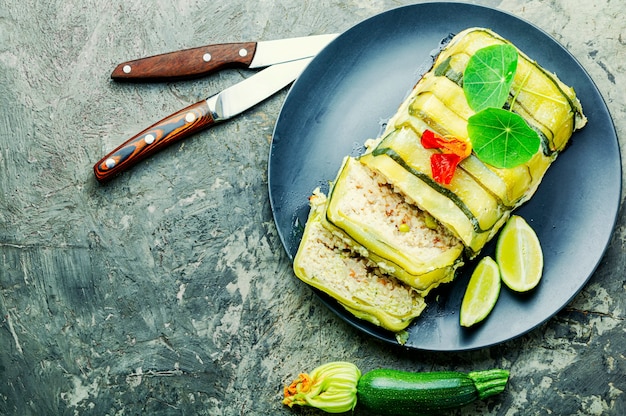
xmin=94 ymin=100 xmax=215 ymax=183
xmin=111 ymin=42 xmax=257 ymax=81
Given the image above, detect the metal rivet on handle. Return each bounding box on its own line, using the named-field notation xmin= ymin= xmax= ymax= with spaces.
xmin=123 ymin=65 xmax=132 ymax=74
xmin=144 ymin=134 xmax=155 ymax=144
xmin=203 ymin=53 xmax=211 ymax=62
xmin=105 ymin=158 xmax=116 ymax=169
xmin=239 ymin=48 xmax=248 ymax=57
xmin=185 ymin=112 xmax=196 ymax=123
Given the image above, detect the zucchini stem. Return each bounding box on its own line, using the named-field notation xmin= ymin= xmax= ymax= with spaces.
xmin=467 ymin=369 xmax=510 ymax=400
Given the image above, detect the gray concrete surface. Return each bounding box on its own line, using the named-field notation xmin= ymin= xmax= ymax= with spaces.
xmin=1 ymin=0 xmax=624 ymax=415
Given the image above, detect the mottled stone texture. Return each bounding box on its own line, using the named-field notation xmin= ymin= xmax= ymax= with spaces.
xmin=0 ymin=0 xmax=624 ymax=415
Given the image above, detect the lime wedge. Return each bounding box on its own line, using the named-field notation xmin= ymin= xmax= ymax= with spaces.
xmin=496 ymin=215 xmax=543 ymax=292
xmin=460 ymin=256 xmax=501 ymax=327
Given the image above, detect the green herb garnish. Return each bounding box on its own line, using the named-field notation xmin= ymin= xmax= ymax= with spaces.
xmin=463 ymin=44 xmax=518 ymax=112
xmin=463 ymin=44 xmax=540 ymax=168
xmin=467 ymin=108 xmax=540 ymax=168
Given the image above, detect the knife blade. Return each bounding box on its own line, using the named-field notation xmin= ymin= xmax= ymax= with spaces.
xmin=111 ymin=33 xmax=337 ymax=81
xmin=94 ymin=57 xmax=312 ymax=183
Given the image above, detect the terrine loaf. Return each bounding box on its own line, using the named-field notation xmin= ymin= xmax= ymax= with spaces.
xmin=323 ymin=156 xmax=464 ymax=295
xmin=292 ymin=27 xmax=586 ymax=332
xmin=362 ymin=27 xmax=586 ymax=254
xmin=293 ymin=190 xmax=427 ymax=332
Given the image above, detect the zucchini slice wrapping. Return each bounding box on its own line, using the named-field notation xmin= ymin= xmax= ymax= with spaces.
xmin=363 ymin=27 xmax=586 ymax=254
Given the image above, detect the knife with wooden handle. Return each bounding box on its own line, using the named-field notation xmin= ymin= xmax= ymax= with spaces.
xmin=94 ymin=58 xmax=312 ymax=183
xmin=111 ymin=34 xmax=337 ymax=81
xmin=111 ymin=42 xmax=257 ymax=81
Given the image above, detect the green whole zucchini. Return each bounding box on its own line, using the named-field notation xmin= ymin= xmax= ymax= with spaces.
xmin=283 ymin=362 xmax=510 ymax=415
xmin=357 ymin=368 xmax=509 ymax=415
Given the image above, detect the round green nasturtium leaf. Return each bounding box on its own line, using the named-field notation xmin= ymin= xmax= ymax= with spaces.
xmin=463 ymin=44 xmax=519 ymax=112
xmin=467 ymin=108 xmax=541 ymax=169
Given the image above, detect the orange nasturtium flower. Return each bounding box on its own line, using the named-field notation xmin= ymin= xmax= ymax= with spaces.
xmin=421 ymin=129 xmax=472 ymax=185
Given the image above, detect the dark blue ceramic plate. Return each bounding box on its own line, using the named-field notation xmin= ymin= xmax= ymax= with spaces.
xmin=268 ymin=2 xmax=621 ymax=351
